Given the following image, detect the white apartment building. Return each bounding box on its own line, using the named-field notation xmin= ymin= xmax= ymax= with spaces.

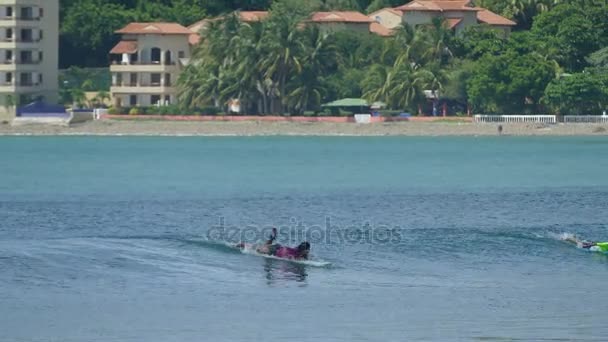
xmin=0 ymin=0 xmax=59 ymax=120
xmin=110 ymin=23 xmax=194 ymax=108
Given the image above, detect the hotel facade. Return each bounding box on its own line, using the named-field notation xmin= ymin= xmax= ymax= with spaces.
xmin=0 ymin=0 xmax=59 ymax=120
xmin=109 ymin=23 xmax=194 ymax=108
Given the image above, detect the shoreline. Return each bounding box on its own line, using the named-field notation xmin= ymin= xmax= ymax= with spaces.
xmin=1 ymin=120 xmax=608 ymax=137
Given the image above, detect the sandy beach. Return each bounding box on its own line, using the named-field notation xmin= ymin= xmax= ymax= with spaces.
xmin=1 ymin=119 xmax=608 ymax=136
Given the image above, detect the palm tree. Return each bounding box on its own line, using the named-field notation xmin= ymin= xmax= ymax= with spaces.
xmin=506 ymin=0 xmax=563 ymax=28
xmin=259 ymin=10 xmax=306 ymax=114
xmin=287 ymin=26 xmax=339 ymax=114
xmin=362 ymin=63 xmax=392 ymax=105
xmin=418 ymin=17 xmax=454 ymax=67
xmin=70 ymin=88 xmax=86 ymax=108
xmin=177 ymin=14 xmax=244 ymax=111
xmin=94 ymin=90 xmax=110 ymax=107
xmin=387 ymin=57 xmax=427 ymax=112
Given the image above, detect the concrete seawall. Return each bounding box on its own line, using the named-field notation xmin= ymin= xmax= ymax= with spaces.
xmin=100 ymin=114 xmax=473 ymax=123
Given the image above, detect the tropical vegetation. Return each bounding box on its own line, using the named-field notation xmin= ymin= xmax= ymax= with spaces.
xmin=60 ymin=0 xmax=608 ymax=115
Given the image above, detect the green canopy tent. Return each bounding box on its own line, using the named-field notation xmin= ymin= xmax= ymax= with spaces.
xmin=322 ymin=98 xmax=370 ymax=116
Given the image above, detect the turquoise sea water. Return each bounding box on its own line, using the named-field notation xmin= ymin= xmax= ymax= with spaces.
xmin=1 ymin=136 xmax=608 ymax=341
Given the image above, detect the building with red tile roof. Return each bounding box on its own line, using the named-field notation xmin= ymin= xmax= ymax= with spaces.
xmin=370 ymin=1 xmax=516 ymax=36
xmin=110 ymin=23 xmax=194 ymax=108
xmin=116 ymin=22 xmax=194 ymax=35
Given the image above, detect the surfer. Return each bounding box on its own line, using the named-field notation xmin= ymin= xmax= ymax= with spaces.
xmin=236 ymin=228 xmax=311 ymax=260
xmin=562 ymin=235 xmax=608 ymax=251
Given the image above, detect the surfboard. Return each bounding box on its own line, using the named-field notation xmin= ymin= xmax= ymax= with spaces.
xmin=590 ymin=242 xmax=608 ymax=253
xmin=237 ymin=243 xmax=331 ymax=267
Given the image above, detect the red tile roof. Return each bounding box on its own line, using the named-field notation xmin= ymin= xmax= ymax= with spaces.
xmin=116 ymin=22 xmax=193 ymax=35
xmin=446 ymin=18 xmax=463 ymax=29
xmin=239 ymin=11 xmax=269 ymax=22
xmin=370 ymin=22 xmax=394 ymax=36
xmin=188 ymin=11 xmax=269 ymax=33
xmin=396 ymin=0 xmax=478 ymax=12
xmin=476 ymin=9 xmax=516 ymax=26
xmin=311 ymin=11 xmax=374 ymax=23
xmin=110 ymin=40 xmax=138 ymax=54
xmin=189 ymin=33 xmax=201 ymax=45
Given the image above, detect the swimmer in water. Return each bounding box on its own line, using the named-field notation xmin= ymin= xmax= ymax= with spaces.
xmin=563 ymin=235 xmax=597 ymax=249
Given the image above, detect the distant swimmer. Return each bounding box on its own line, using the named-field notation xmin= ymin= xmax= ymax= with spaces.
xmin=563 ymin=235 xmax=608 ymax=252
xmin=236 ymin=228 xmax=311 ymax=260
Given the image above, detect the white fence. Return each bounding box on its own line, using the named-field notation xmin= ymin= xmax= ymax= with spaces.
xmin=563 ymin=115 xmax=608 ymax=123
xmin=474 ymin=115 xmax=557 ymax=124
xmin=354 ymin=114 xmax=371 ymax=124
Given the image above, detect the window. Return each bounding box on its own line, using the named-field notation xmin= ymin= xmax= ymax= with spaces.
xmin=38 ymin=29 xmax=42 ymax=41
xmin=20 ymin=7 xmax=33 ymax=20
xmin=39 ymin=8 xmax=43 ymax=18
xmin=151 ymin=95 xmax=161 ymax=105
xmin=150 ymin=48 xmax=161 ymax=63
xmin=20 ymin=72 xmax=33 ymax=86
xmin=5 ymin=72 xmax=12 ymax=84
xmin=129 ymin=73 xmax=137 ymax=86
xmin=178 ymin=51 xmax=185 ymax=58
xmin=150 ymin=73 xmax=161 ymax=86
xmin=5 ymin=50 xmax=12 ymax=63
xmin=38 ymin=51 xmax=42 ymax=62
xmin=38 ymin=73 xmax=42 ymax=84
xmin=20 ymin=50 xmax=32 ymax=64
xmin=164 ymin=95 xmax=171 ymax=105
xmin=20 ymin=29 xmax=33 ymax=42
xmin=6 ymin=28 xmax=13 ymax=40
xmin=164 ymin=73 xmax=171 ymax=86
xmin=6 ymin=7 xmax=12 ymax=18
xmin=129 ymin=95 xmax=137 ymax=106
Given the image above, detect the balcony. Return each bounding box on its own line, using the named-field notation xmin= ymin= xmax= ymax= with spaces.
xmin=110 ymin=61 xmax=179 ymax=73
xmin=110 ymin=82 xmax=176 ymax=94
xmin=0 ymin=37 xmax=42 ymax=49
xmin=0 ymin=81 xmax=41 ymax=93
xmin=0 ymin=59 xmax=40 ymax=70
xmin=0 ymin=16 xmax=39 ymax=21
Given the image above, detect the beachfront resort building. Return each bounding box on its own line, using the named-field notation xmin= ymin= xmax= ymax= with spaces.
xmin=111 ymin=10 xmax=395 ymax=109
xmin=0 ymin=0 xmax=59 ymax=121
xmin=370 ymin=0 xmax=515 ymax=36
xmin=109 ymin=23 xmax=195 ymax=108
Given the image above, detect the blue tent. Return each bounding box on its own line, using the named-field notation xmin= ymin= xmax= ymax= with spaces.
xmin=17 ymin=101 xmax=67 ymax=117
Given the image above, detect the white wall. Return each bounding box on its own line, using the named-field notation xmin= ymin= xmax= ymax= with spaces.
xmin=40 ymin=0 xmax=59 ymax=104
xmin=371 ymin=10 xmax=402 ymax=29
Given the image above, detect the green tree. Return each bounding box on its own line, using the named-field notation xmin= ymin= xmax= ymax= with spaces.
xmin=61 ymin=0 xmax=135 ymax=67
xmin=544 ymin=72 xmax=607 ymax=115
xmin=288 ymin=27 xmax=339 ymax=113
xmin=532 ymin=4 xmax=599 ymax=72
xmin=467 ymin=51 xmax=555 ymax=113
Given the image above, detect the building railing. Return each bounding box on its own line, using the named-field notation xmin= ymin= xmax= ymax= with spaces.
xmin=1 ymin=37 xmax=42 ymax=43
xmin=0 ymin=16 xmax=40 ymax=21
xmin=474 ymin=115 xmax=557 ymax=124
xmin=563 ymin=115 xmax=608 ymax=123
xmin=111 ymin=60 xmax=177 ymax=66
xmin=10 ymin=59 xmax=40 ymax=65
xmin=1 ymin=81 xmax=40 ymax=87
xmin=111 ymin=82 xmax=173 ymax=87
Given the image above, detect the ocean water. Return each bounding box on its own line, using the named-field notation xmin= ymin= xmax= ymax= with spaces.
xmin=1 ymin=136 xmax=608 ymax=341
